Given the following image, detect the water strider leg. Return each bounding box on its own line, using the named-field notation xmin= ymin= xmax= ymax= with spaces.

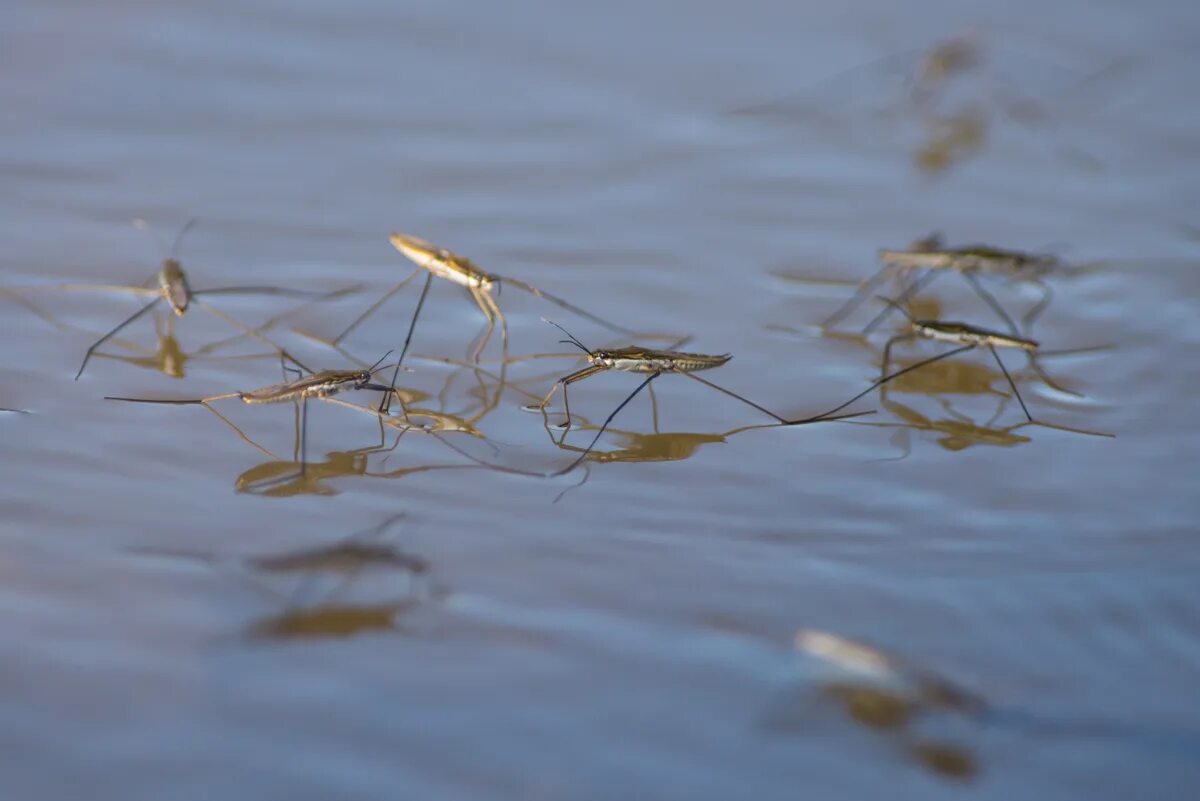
xmin=678 ymin=372 xmax=790 ymax=423
xmin=76 ymin=297 xmax=161 ymax=380
xmin=961 ymin=271 xmax=1021 ymax=336
xmin=801 ymin=337 xmax=973 ymax=422
xmin=299 ymin=396 xmax=309 ymax=476
xmin=501 ymin=276 xmax=634 ymax=336
xmin=821 ymin=263 xmax=894 ymax=329
xmin=326 ymin=267 xmax=422 ymax=346
xmin=1022 ymin=277 xmax=1054 ymax=331
xmin=192 ymin=297 xmax=293 ymax=360
xmin=553 ymin=372 xmax=661 ymax=475
xmin=987 ymin=345 xmax=1032 ymax=422
xmin=863 ymin=270 xmax=941 ymax=334
xmin=466 ymin=286 xmax=498 ymax=364
xmin=648 ymin=382 xmax=661 ymax=433
xmin=538 ymin=364 xmax=607 ymax=438
xmin=381 ymin=271 xmax=433 ymax=416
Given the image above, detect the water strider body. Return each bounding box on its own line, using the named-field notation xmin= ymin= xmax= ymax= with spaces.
xmin=236 ymin=368 xmax=386 ymax=404
xmin=581 ymin=346 xmax=732 ymax=375
xmin=904 ymin=317 xmax=1038 ymax=352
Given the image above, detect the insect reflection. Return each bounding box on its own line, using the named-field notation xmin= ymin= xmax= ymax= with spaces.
xmin=783 ymin=629 xmax=986 ymax=782
xmin=730 ymin=33 xmax=1116 ymax=176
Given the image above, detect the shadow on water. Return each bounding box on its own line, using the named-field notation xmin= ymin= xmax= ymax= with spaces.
xmin=135 ymin=513 xmax=443 ymax=641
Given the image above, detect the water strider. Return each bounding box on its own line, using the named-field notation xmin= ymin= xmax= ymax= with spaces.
xmin=814 ymin=300 xmax=1113 ymax=437
xmin=304 ymin=233 xmax=638 ymax=369
xmin=5 ymin=220 xmax=352 ymax=380
xmin=105 ymin=351 xmax=405 ymax=472
xmin=530 ymin=321 xmax=875 ymax=474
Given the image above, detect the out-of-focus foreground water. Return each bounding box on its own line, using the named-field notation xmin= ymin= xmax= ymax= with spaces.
xmin=1 ymin=1 xmax=1198 ymax=799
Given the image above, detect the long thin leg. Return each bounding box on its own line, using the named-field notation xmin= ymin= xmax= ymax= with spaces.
xmin=796 ymin=341 xmax=976 ymax=422
xmin=202 ymin=403 xmax=279 ymax=460
xmin=553 ymin=372 xmax=661 ymax=476
xmin=863 ymin=270 xmax=940 ymax=334
xmin=962 ymin=271 xmax=1021 ymax=336
xmin=1022 ymin=278 xmax=1054 ymax=331
xmin=1026 ymin=352 xmax=1082 ymax=397
xmin=648 ymin=382 xmax=661 ymax=433
xmin=466 ymin=287 xmax=496 ymax=363
xmin=480 ymin=288 xmax=509 ymax=366
xmin=500 ymin=276 xmax=634 ymax=336
xmin=538 ymin=365 xmax=607 ymax=436
xmin=381 ymin=271 xmax=433 ymax=415
xmin=679 ymin=372 xmax=789 ymax=423
xmin=821 ymin=264 xmax=894 ymax=329
xmin=987 ymin=345 xmax=1032 ymax=422
xmin=76 ymin=298 xmax=160 ymax=379
xmin=328 ymin=268 xmax=422 ymax=346
xmin=192 ymin=297 xmax=291 ymax=358
xmin=195 ymin=286 xmax=342 ymax=298
xmin=299 ymin=396 xmax=310 ymax=475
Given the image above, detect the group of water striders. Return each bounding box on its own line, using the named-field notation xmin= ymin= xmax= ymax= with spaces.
xmin=4 ymin=223 xmax=1112 ymax=482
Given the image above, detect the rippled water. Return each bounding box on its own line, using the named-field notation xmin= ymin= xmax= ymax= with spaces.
xmin=2 ymin=2 xmax=1198 ymax=799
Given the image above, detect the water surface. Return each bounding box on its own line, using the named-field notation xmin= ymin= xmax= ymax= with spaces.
xmin=2 ymin=2 xmax=1198 ymax=799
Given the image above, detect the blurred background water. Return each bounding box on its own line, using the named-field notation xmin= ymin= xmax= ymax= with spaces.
xmin=1 ymin=1 xmax=1198 ymax=799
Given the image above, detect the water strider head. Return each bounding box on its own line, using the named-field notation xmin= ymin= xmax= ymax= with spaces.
xmin=158 ymin=258 xmax=192 ymax=315
xmin=389 ymin=232 xmax=495 ymax=290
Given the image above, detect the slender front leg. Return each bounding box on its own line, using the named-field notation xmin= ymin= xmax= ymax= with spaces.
xmin=381 ymin=271 xmax=433 ymax=415
xmin=76 ymin=297 xmax=161 ymax=380
xmin=962 ymin=271 xmax=1021 ymax=336
xmin=987 ymin=345 xmax=1032 ymax=422
xmin=539 ymin=364 xmax=607 ymax=437
xmin=863 ymin=271 xmax=940 ymax=334
xmin=466 ymin=286 xmax=496 ymax=363
xmin=822 ymin=264 xmax=894 ymax=330
xmin=328 ymin=267 xmax=422 ymax=346
xmin=1022 ymin=277 xmax=1054 ymax=331
xmin=553 ymin=372 xmax=661 ymax=476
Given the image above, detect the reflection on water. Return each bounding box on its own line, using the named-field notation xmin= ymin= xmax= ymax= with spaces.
xmin=247 ymin=600 xmax=424 ymax=640
xmin=782 ymin=629 xmax=986 ymax=782
xmin=551 ymin=422 xmax=776 ymax=465
xmin=732 ymin=32 xmax=1117 ymax=176
xmin=140 ymin=513 xmax=440 ymax=641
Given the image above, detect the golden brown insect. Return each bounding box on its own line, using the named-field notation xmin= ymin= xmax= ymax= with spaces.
xmin=309 ymin=233 xmax=637 ymax=371
xmin=534 ymin=321 xmax=875 ymax=472
xmin=105 ymin=351 xmax=403 ymax=472
xmin=4 ymin=220 xmax=348 ymax=380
